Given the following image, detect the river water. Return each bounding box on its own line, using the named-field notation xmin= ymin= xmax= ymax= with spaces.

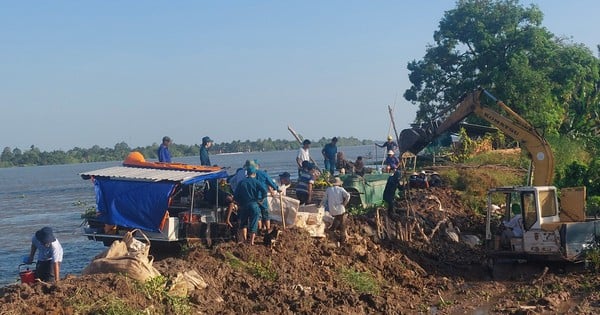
xmin=0 ymin=145 xmax=379 ymax=286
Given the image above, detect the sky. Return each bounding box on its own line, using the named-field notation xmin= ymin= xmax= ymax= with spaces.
xmin=1 ymin=1 xmax=598 ymax=151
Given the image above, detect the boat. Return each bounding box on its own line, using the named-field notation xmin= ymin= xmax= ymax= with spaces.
xmin=288 ymin=172 xmax=390 ymax=208
xmin=123 ymin=151 xmax=221 ymax=172
xmin=340 ymin=173 xmax=390 ymax=208
xmin=80 ymin=152 xmax=231 ymax=247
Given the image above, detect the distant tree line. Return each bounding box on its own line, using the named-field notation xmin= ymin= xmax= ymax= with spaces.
xmin=0 ymin=137 xmax=374 ymax=168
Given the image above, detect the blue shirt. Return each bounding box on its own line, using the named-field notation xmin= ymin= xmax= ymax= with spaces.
xmin=322 ymin=143 xmax=338 ymax=161
xmin=200 ymin=146 xmax=211 ymax=166
xmin=385 ymin=156 xmax=400 ymax=169
xmin=32 ymin=236 xmax=63 ymax=263
xmin=256 ymin=170 xmax=279 ymax=192
xmin=377 ymin=140 xmax=398 ymax=152
xmin=157 ymin=144 xmax=171 ymax=162
xmin=234 ymin=176 xmax=268 ymax=207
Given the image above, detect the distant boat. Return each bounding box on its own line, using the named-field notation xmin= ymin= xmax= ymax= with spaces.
xmin=216 ymin=151 xmax=244 ymax=156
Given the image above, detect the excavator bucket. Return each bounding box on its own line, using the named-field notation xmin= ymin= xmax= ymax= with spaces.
xmin=398 ymin=127 xmax=433 ymax=155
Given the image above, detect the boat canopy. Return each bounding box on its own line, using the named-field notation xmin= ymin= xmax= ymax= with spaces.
xmin=80 ymin=166 xmax=228 ymax=232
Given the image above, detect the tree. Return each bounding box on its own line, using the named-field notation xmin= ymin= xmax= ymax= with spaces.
xmin=404 ymin=0 xmax=600 ymax=137
xmin=1 ymin=147 xmax=13 ymax=163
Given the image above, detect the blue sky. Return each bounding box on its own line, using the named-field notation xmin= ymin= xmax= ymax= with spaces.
xmin=1 ymin=1 xmax=597 ymax=151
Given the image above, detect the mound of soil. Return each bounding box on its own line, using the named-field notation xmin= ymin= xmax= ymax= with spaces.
xmin=2 ymin=186 xmax=600 ymax=314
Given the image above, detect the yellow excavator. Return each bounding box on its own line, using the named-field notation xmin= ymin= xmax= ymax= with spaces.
xmin=399 ymin=88 xmax=596 ymax=268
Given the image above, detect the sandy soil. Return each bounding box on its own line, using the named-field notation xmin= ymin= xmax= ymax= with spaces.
xmin=2 ymin=182 xmax=600 ymax=314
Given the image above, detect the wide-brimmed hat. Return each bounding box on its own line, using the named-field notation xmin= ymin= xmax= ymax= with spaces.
xmin=330 ymin=177 xmax=343 ymax=186
xmin=387 ymin=150 xmax=394 ymax=155
xmin=35 ymin=227 xmax=56 ymax=244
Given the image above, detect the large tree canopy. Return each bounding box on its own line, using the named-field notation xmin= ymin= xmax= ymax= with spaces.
xmin=404 ymin=0 xmax=600 ymax=137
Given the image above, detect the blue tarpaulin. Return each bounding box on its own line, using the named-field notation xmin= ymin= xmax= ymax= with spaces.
xmin=80 ymin=164 xmax=229 ymax=233
xmin=94 ymin=178 xmax=176 ymax=232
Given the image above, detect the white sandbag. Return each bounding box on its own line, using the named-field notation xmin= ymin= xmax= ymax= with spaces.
xmin=267 ymin=195 xmax=299 ymax=226
xmin=295 ymin=205 xmax=327 ymax=237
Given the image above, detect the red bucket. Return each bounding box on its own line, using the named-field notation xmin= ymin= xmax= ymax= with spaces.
xmin=19 ymin=264 xmax=36 ymax=284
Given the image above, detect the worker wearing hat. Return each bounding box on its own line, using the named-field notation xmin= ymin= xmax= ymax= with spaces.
xmin=321 ymin=177 xmax=351 ymax=242
xmin=384 ymin=150 xmax=400 ymax=173
xmin=157 ymin=136 xmax=172 ymax=162
xmin=200 ymin=136 xmax=214 ymax=166
xmin=233 ymin=165 xmax=268 ymax=245
xmin=24 ymin=227 xmax=63 ymax=282
xmin=376 ymin=135 xmax=398 ymax=153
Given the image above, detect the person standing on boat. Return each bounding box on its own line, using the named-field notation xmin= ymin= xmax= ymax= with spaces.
xmin=354 ymin=156 xmax=365 ymax=176
xmin=158 ymin=136 xmax=172 ymax=162
xmin=296 ymin=161 xmax=315 ymax=205
xmin=384 ymin=150 xmax=400 ymax=173
xmin=24 ymin=227 xmax=63 ymax=283
xmin=376 ymin=135 xmax=398 ymax=153
xmin=296 ymin=139 xmax=312 ymax=175
xmin=199 ymin=136 xmax=213 ymax=166
xmin=321 ymin=137 xmax=338 ymax=175
xmin=234 ymin=166 xmax=268 ymax=245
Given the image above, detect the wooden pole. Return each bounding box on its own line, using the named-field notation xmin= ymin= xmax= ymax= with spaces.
xmin=279 ymin=193 xmax=286 ymax=229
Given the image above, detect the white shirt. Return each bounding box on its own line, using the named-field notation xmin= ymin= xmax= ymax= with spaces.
xmin=322 ymin=186 xmax=351 ymax=216
xmin=297 ymin=147 xmax=310 ymax=164
xmin=503 ymin=214 xmax=523 ymax=237
xmin=32 ymin=236 xmax=63 ymax=263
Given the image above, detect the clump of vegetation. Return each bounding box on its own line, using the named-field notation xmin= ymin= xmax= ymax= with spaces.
xmin=68 ymin=287 xmax=143 ymax=315
xmin=585 ymin=249 xmax=600 ymax=273
xmin=74 ymin=200 xmax=97 ymax=219
xmin=338 ymin=267 xmax=380 ymax=295
xmin=135 ymin=275 xmax=192 ymax=315
xmin=437 ymin=164 xmax=524 ymax=214
xmin=224 ymin=252 xmax=279 ymax=281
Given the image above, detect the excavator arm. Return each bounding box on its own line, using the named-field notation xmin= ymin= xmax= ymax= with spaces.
xmin=399 ymin=88 xmax=554 ymax=186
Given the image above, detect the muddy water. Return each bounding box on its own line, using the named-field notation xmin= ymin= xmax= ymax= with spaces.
xmin=0 ymin=145 xmax=377 ymax=286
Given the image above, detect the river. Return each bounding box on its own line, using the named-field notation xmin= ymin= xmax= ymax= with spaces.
xmin=0 ymin=145 xmax=381 ymax=286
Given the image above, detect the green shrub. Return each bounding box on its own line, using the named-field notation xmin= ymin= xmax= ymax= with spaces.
xmin=339 ymin=267 xmax=380 ymax=295
xmin=588 ymin=196 xmax=600 ymax=216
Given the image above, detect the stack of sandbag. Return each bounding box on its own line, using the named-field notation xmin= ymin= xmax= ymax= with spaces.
xmin=294 ymin=204 xmax=327 ymax=237
xmin=82 ymin=229 xmax=161 ymax=282
xmin=266 ymin=194 xmax=299 ymax=226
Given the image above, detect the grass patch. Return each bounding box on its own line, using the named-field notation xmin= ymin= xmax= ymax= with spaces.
xmin=67 ymin=288 xmax=144 ymax=315
xmin=339 ymin=267 xmax=380 ymax=295
xmin=225 ymin=252 xmax=279 ymax=281
xmin=347 ymin=205 xmax=375 ymax=216
xmin=135 ymin=275 xmax=192 ymax=315
xmin=465 ymin=150 xmax=528 ymax=169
